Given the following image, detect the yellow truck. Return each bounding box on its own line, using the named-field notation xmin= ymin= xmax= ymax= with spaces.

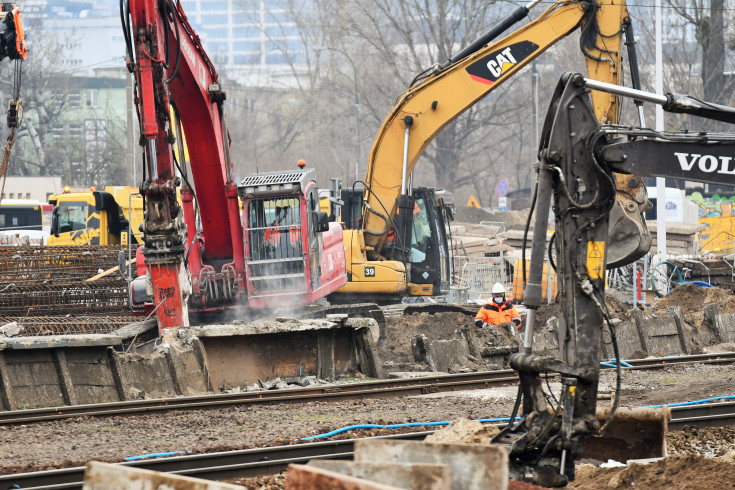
xmin=47 ymin=186 xmax=143 ymax=246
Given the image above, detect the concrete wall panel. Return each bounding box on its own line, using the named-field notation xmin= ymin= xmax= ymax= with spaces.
xmin=3 ymin=350 xmax=65 ymax=408
xmin=202 ymin=333 xmax=320 ymax=390
xmin=64 ymin=348 xmax=120 ymax=404
xmin=112 ymin=351 xmax=177 ymax=399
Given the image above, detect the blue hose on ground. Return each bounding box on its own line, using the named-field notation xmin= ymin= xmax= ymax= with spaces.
xmin=645 ymin=395 xmax=735 ymax=409
xmin=679 ymin=281 xmax=714 ymax=288
xmin=302 ymin=394 xmax=735 ymax=441
xmin=125 ymin=450 xmax=185 ymax=461
xmin=607 ymin=358 xmax=633 ymax=368
xmin=301 ymin=417 xmax=520 ymax=441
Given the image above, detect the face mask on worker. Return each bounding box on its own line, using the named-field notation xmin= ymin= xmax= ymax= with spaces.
xmin=493 ymin=294 xmax=504 ymax=305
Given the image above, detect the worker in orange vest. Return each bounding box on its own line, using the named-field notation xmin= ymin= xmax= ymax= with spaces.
xmin=384 ymin=202 xmax=421 ymax=248
xmin=475 ymin=283 xmax=522 ymax=331
xmin=264 ymin=221 xmax=281 ymax=248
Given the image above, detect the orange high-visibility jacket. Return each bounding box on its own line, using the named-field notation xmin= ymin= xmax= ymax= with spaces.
xmin=264 ymin=221 xmax=281 ymax=246
xmin=475 ymin=300 xmax=521 ymax=326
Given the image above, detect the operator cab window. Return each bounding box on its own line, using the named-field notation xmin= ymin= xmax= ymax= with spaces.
xmin=247 ymin=197 xmax=301 ymax=260
xmin=410 ymin=198 xmax=433 ymax=263
xmin=57 ymin=201 xmax=88 ymax=233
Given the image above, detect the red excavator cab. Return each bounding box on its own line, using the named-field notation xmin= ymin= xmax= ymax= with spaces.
xmin=238 ymin=167 xmax=346 ymax=308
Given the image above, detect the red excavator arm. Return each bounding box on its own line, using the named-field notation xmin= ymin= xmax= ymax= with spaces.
xmin=124 ymin=0 xmax=345 ymax=331
xmin=125 ymin=0 xmax=242 ymax=329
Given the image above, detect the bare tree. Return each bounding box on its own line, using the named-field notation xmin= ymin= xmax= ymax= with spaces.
xmin=228 ymin=0 xmax=536 ymax=200
xmin=666 ymin=0 xmax=728 ymax=104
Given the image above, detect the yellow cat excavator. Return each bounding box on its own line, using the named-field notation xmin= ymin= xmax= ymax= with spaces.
xmin=331 ymin=0 xmax=650 ymax=303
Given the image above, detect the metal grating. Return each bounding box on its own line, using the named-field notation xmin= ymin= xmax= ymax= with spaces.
xmin=0 ymin=279 xmax=130 ymax=316
xmin=0 ymin=245 xmax=134 ymax=282
xmin=239 ymin=168 xmax=315 ymax=189
xmin=0 ymin=315 xmax=138 ymax=336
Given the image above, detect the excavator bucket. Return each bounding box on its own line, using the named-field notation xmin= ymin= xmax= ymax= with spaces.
xmin=583 ymin=406 xmax=670 ymax=462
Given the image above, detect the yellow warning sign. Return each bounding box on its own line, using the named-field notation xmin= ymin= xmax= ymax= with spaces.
xmin=467 ymin=195 xmax=481 ymax=208
xmin=587 ymin=241 xmax=605 ymax=279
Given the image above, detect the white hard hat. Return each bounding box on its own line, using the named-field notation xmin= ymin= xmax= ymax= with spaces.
xmin=491 ymin=282 xmax=506 ymax=294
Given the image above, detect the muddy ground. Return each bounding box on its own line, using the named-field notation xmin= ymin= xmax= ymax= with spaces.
xmin=0 ymin=358 xmax=732 ymax=488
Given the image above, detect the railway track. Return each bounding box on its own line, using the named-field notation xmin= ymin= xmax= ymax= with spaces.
xmin=1 ymin=351 xmax=734 ymax=425
xmin=2 ymin=400 xmax=734 ymax=490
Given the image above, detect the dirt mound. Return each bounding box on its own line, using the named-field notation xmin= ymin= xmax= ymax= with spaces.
xmin=454 ymin=207 xmax=530 ymax=228
xmin=380 ymin=311 xmax=475 ymax=369
xmin=652 ymin=284 xmax=732 ymax=314
xmin=571 ymin=455 xmax=735 ymax=489
xmin=424 ymin=417 xmax=500 ymax=444
xmin=455 ymin=207 xmax=494 ymax=223
xmin=379 ymin=309 xmax=521 ymax=372
xmin=533 ymin=295 xmax=630 ymax=327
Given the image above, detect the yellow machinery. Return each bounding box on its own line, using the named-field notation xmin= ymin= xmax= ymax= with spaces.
xmin=47 ymin=186 xmax=143 ymax=246
xmin=333 ymin=0 xmax=650 ymax=303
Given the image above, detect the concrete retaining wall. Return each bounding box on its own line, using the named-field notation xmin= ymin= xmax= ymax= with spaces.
xmin=0 ymin=319 xmax=379 ymax=411
xmin=411 ymin=301 xmax=735 ymax=372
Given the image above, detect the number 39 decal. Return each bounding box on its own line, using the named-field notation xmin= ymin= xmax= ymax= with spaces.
xmin=364 ymin=266 xmax=376 ymax=277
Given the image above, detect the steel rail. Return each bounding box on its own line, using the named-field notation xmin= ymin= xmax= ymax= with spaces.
xmin=0 ymin=431 xmax=431 ymax=489
xmin=0 ymin=370 xmax=519 ymax=424
xmin=3 ymin=400 xmax=735 ymax=489
xmin=1 ymin=352 xmax=734 ymax=425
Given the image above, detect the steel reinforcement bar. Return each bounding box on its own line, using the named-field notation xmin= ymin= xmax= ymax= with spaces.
xmin=0 ymin=279 xmax=130 ymax=316
xmin=0 ymin=315 xmax=138 ymax=335
xmin=0 ymin=245 xmax=131 ymax=282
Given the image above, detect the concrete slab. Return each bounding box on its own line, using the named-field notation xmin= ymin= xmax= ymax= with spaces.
xmin=354 ymin=439 xmax=508 ymax=490
xmin=713 ymin=312 xmax=735 ymax=343
xmin=606 ymin=321 xmax=644 ymax=360
xmin=182 ymin=319 xmax=339 ymax=337
xmin=286 ymin=464 xmax=403 ymax=490
xmin=632 ymin=310 xmax=684 ymax=357
xmin=309 ymin=460 xmax=451 ymax=489
xmin=412 ymin=335 xmax=471 ymax=373
xmin=82 ymin=461 xmax=245 ymax=489
xmin=0 ymin=335 xmax=122 ymax=350
xmin=110 ymin=349 xmax=177 ymax=399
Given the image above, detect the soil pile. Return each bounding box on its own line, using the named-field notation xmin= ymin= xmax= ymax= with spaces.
xmin=380 ymin=311 xmax=475 ymax=370
xmin=379 ymin=310 xmax=521 ymax=372
xmin=454 ymin=207 xmax=494 ymax=223
xmin=571 ymin=455 xmax=735 ymax=489
xmin=454 ymin=207 xmax=529 ymax=228
xmin=651 ymin=283 xmax=732 ymax=315
xmin=424 ymin=417 xmax=500 ymax=444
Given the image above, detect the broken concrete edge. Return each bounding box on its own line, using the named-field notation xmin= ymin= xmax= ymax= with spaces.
xmin=0 ymin=334 xmax=122 ymax=350
xmin=179 ymin=317 xmax=381 ymax=344
xmin=307 ymin=460 xmax=451 ymax=490
xmin=352 ymin=439 xmax=509 ymax=490
xmin=286 ymin=463 xmax=405 ymax=490
xmin=184 ymin=319 xmax=341 ymax=337
xmin=82 ymin=461 xmax=245 ymax=489
xmin=410 ymin=301 xmax=733 ymax=370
